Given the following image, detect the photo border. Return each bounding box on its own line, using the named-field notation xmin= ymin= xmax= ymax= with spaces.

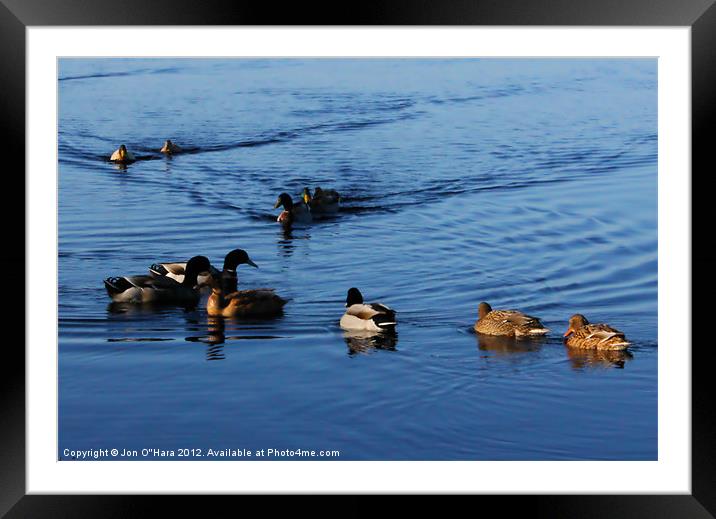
xmin=4 ymin=0 xmax=712 ymax=515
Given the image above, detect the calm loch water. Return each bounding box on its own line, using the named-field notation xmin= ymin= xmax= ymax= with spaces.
xmin=58 ymin=58 xmax=657 ymax=460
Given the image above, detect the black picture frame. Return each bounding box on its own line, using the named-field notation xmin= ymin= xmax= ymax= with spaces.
xmin=3 ymin=0 xmax=711 ymax=515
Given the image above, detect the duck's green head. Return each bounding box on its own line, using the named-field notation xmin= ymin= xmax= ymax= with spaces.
xmin=274 ymin=192 xmax=293 ymax=210
xmin=478 ymin=302 xmax=492 ymax=319
xmin=184 ymin=255 xmax=212 ymax=286
xmin=118 ymin=144 xmax=128 ymax=159
xmin=346 ymin=287 xmax=364 ymax=307
xmin=223 ymin=248 xmax=258 ymax=273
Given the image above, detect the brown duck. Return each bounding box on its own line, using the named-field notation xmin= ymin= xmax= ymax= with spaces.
xmin=206 ymin=249 xmax=287 ymax=318
xmin=563 ymin=314 xmax=630 ymax=351
xmin=473 ymin=302 xmax=549 ymax=337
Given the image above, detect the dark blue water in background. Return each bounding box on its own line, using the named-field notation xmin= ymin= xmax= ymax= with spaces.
xmin=58 ymin=59 xmax=657 ymax=460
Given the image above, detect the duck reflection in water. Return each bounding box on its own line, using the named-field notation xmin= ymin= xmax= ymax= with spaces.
xmin=343 ymin=330 xmax=398 ymax=356
xmin=185 ymin=316 xmax=226 ymax=361
xmin=565 ymin=346 xmax=633 ymax=370
xmin=276 ymin=226 xmax=311 ymax=258
xmin=476 ymin=333 xmax=545 ymax=355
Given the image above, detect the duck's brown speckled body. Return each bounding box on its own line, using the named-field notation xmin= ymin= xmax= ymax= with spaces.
xmin=563 ymin=314 xmax=630 ymax=351
xmin=473 ymin=302 xmax=549 ymax=337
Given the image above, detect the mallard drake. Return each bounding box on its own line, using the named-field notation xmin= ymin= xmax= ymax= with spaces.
xmin=205 ymin=269 xmax=287 ymax=318
xmin=274 ymin=192 xmax=312 ymax=225
xmin=563 ymin=314 xmax=630 ymax=350
xmin=104 ymin=255 xmax=212 ymax=304
xmin=149 ymin=260 xmax=220 ymax=286
xmin=473 ymin=302 xmax=549 ymax=337
xmin=109 ymin=144 xmax=136 ymax=163
xmin=213 ymin=248 xmax=259 ymax=293
xmin=160 ymin=139 xmax=182 ymax=154
xmin=339 ymin=287 xmax=397 ymax=332
xmin=302 ymin=186 xmax=341 ymax=214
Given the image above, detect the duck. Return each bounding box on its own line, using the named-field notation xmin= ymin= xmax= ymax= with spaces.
xmin=274 ymin=192 xmax=312 ymax=226
xmin=109 ymin=144 xmax=136 ymax=163
xmin=563 ymin=314 xmax=631 ymax=350
xmin=205 ymin=261 xmax=287 ymax=318
xmin=104 ymin=255 xmax=212 ymax=305
xmin=339 ymin=287 xmax=397 ymax=332
xmin=302 ymin=186 xmax=341 ymax=214
xmin=473 ymin=302 xmax=549 ymax=337
xmin=149 ymin=259 xmax=220 ymax=286
xmin=160 ymin=139 xmax=182 ymax=154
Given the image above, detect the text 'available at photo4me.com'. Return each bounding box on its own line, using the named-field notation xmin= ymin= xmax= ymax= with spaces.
xmin=61 ymin=447 xmax=341 ymax=460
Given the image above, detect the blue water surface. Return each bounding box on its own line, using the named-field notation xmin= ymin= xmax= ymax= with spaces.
xmin=58 ymin=58 xmax=657 ymax=460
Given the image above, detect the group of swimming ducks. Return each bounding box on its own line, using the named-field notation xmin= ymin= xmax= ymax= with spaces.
xmin=107 ymin=143 xmax=631 ymax=351
xmin=110 ymin=143 xmax=341 ymax=228
xmin=103 ymin=242 xmax=631 ymax=351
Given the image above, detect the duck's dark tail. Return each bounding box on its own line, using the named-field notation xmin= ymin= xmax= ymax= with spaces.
xmin=148 ymin=263 xmax=168 ymax=277
xmin=372 ymin=312 xmax=397 ymax=329
xmin=104 ymin=277 xmax=132 ymax=296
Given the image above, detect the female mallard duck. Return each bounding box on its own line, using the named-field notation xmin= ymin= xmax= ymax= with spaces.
xmin=302 ymin=186 xmax=341 ymax=214
xmin=104 ymin=255 xmax=212 ymax=304
xmin=563 ymin=314 xmax=630 ymax=351
xmin=160 ymin=139 xmax=182 ymax=154
xmin=109 ymin=144 xmax=136 ymax=163
xmin=473 ymin=302 xmax=549 ymax=337
xmin=274 ymin=192 xmax=312 ymax=226
xmin=340 ymin=288 xmax=397 ymax=332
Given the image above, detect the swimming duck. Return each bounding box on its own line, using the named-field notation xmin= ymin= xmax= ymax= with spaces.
xmin=302 ymin=186 xmax=341 ymax=214
xmin=213 ymin=248 xmax=259 ymax=293
xmin=205 ymin=264 xmax=287 ymax=318
xmin=104 ymin=255 xmax=212 ymax=305
xmin=149 ymin=260 xmax=220 ymax=286
xmin=274 ymin=192 xmax=312 ymax=226
xmin=473 ymin=302 xmax=549 ymax=337
xmin=340 ymin=288 xmax=397 ymax=332
xmin=109 ymin=144 xmax=136 ymax=163
xmin=563 ymin=314 xmax=630 ymax=351
xmin=160 ymin=139 xmax=182 ymax=154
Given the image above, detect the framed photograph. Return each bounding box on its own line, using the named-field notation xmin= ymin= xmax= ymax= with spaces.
xmin=4 ymin=0 xmax=711 ymax=515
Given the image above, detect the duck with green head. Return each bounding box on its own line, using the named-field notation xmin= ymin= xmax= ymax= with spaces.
xmin=104 ymin=255 xmax=212 ymax=305
xmin=274 ymin=192 xmax=312 ymax=226
xmin=206 ymin=249 xmax=287 ymax=318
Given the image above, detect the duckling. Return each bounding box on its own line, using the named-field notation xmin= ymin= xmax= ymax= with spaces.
xmin=473 ymin=302 xmax=549 ymax=337
xmin=340 ymin=287 xmax=396 ymax=332
xmin=274 ymin=192 xmax=312 ymax=226
xmin=302 ymin=186 xmax=340 ymax=214
xmin=563 ymin=314 xmax=630 ymax=351
xmin=109 ymin=144 xmax=136 ymax=163
xmin=104 ymin=255 xmax=212 ymax=305
xmin=160 ymin=139 xmax=182 ymax=154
